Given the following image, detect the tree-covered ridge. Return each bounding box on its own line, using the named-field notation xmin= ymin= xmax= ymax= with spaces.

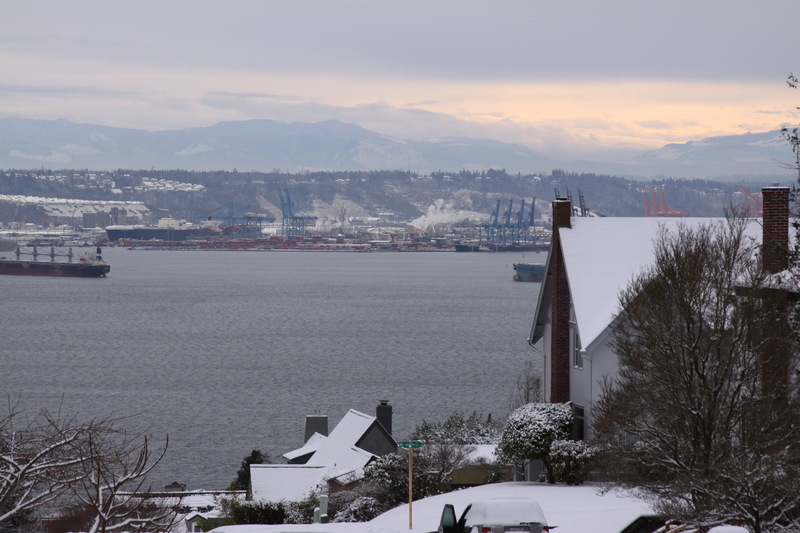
xmin=0 ymin=167 xmax=776 ymax=225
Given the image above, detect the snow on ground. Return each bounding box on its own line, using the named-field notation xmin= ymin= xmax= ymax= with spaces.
xmin=210 ymin=482 xmax=654 ymax=533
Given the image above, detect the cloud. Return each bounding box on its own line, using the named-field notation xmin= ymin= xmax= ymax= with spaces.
xmin=2 ymin=1 xmax=799 ymax=159
xmin=0 ymin=84 xmax=136 ymax=98
xmin=635 ymin=121 xmax=676 ymax=130
xmin=5 ymin=1 xmax=799 ymax=83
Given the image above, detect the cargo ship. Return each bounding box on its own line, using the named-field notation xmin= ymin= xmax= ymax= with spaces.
xmin=487 ymin=243 xmax=551 ymax=252
xmin=454 ymin=242 xmax=483 ymax=252
xmin=455 ymin=241 xmax=550 ymax=253
xmin=105 ymin=217 xmax=221 ymax=243
xmin=0 ymin=246 xmax=110 ymax=277
xmin=513 ymin=262 xmax=546 ymax=282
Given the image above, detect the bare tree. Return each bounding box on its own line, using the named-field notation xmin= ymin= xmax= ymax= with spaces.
xmin=0 ymin=401 xmax=173 ymax=533
xmin=594 ymin=218 xmax=800 ymax=533
xmin=66 ymin=423 xmax=175 ymax=533
xmin=0 ymin=401 xmax=94 ymax=525
xmin=508 ymin=359 xmax=543 ymax=411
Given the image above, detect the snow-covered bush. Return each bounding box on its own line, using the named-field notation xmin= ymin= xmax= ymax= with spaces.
xmin=549 ymin=439 xmax=596 ymax=485
xmin=410 ymin=411 xmax=502 ymax=492
xmin=282 ymin=492 xmax=319 ymax=524
xmin=412 ymin=411 xmax=501 ymax=445
xmin=497 ymin=402 xmax=573 ymax=483
xmin=327 ymin=490 xmax=359 ymax=518
xmin=361 ymin=451 xmax=450 ymax=509
xmin=331 ymin=495 xmax=382 ymax=523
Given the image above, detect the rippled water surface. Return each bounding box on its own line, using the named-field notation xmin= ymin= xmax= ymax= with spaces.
xmin=1 ymin=248 xmax=542 ymax=489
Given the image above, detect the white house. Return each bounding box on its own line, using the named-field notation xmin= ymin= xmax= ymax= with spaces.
xmin=250 ymin=407 xmax=396 ymax=502
xmin=529 ymin=186 xmax=791 ymax=439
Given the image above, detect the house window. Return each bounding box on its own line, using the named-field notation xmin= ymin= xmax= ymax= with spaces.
xmin=573 ymin=332 xmax=583 ymax=368
xmin=572 ymin=404 xmax=585 ymax=441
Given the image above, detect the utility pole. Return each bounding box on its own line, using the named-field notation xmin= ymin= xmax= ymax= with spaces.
xmin=398 ymin=440 xmax=422 ymax=530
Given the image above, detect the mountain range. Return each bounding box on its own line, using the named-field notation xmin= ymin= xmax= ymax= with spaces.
xmin=0 ymin=117 xmax=795 ymax=180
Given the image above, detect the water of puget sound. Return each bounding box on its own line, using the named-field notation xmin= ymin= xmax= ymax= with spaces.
xmin=1 ymin=247 xmax=544 ymax=489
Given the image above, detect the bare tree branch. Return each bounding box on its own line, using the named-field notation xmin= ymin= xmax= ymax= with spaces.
xmin=594 ymin=216 xmax=800 ymax=532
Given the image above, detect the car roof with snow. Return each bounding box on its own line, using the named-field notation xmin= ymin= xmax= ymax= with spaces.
xmin=462 ymin=498 xmax=547 ymax=526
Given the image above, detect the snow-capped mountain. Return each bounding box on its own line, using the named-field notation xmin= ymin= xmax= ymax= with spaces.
xmin=0 ymin=117 xmax=795 ymax=179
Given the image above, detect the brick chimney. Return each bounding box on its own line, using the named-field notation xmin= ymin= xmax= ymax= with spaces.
xmin=760 ymin=185 xmax=791 ymax=400
xmin=762 ymin=185 xmax=790 ymax=274
xmin=304 ymin=414 xmax=328 ymax=442
xmin=376 ymin=400 xmax=392 ymax=436
xmin=550 ymin=198 xmax=572 ymax=403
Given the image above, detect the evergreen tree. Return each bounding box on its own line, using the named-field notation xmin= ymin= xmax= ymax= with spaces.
xmin=231 ymin=450 xmax=269 ymax=492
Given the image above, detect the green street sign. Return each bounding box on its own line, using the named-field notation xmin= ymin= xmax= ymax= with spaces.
xmin=398 ymin=441 xmax=422 ymax=448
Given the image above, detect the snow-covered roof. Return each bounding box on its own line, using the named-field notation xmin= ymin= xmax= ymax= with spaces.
xmin=559 ymin=217 xmax=763 ymax=350
xmin=117 ymin=489 xmax=244 ymax=509
xmin=176 ymin=491 xmax=231 ymax=510
xmin=252 ymin=410 xmax=390 ymax=503
xmin=306 ymin=410 xmax=376 ymax=467
xmin=283 ymin=432 xmax=328 ymax=461
xmin=466 ymin=444 xmax=497 ymax=463
xmin=763 ymin=267 xmax=800 ymax=292
xmin=319 ymin=445 xmax=374 ymax=483
xmin=250 ymin=465 xmax=326 ymax=502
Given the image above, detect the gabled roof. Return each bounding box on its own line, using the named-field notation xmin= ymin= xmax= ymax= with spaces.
xmin=282 ymin=431 xmax=327 ymax=462
xmin=533 ymin=217 xmax=763 ymax=351
xmin=306 ymin=410 xmax=377 ymax=466
xmin=251 ymin=409 xmax=395 ymax=502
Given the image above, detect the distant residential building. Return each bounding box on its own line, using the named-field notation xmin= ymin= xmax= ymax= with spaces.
xmin=529 ymin=187 xmax=791 ymax=440
xmin=250 ymin=405 xmax=395 ymax=503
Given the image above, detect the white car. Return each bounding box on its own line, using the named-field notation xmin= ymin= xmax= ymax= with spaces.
xmin=438 ymin=497 xmax=550 ymax=533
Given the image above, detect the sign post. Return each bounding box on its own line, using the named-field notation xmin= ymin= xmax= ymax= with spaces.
xmin=398 ymin=441 xmax=423 ymax=530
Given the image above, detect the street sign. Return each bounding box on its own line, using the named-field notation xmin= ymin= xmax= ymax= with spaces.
xmin=397 ymin=441 xmax=423 ymax=529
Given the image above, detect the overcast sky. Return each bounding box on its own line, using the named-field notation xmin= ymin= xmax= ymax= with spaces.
xmin=2 ymin=1 xmax=799 ymax=159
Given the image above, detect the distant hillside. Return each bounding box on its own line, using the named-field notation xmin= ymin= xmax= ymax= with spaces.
xmin=0 ymin=117 xmax=556 ymax=175
xmin=0 ymin=168 xmax=779 ymax=228
xmin=0 ymin=117 xmax=795 ymax=179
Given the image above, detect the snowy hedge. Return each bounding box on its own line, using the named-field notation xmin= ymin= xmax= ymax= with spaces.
xmin=497 ymin=403 xmax=573 ymax=483
xmin=549 ymin=439 xmax=597 ymax=485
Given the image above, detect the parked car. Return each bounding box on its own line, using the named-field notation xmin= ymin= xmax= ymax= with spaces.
xmin=438 ymin=498 xmax=549 ymax=533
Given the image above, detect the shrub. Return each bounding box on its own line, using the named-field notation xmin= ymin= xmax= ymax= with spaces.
xmin=497 ymin=402 xmax=573 ymax=483
xmin=226 ymin=500 xmax=286 ymax=525
xmin=549 ymin=439 xmax=596 ymax=485
xmin=331 ymin=496 xmax=382 ymax=523
xmin=283 ymin=493 xmax=319 ymax=524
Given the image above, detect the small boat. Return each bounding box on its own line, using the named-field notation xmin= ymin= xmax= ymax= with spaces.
xmin=0 ymin=246 xmax=110 ymax=277
xmin=454 ymin=242 xmax=483 ymax=252
xmin=489 ymin=243 xmax=551 ymax=252
xmin=513 ymin=263 xmax=545 ymax=282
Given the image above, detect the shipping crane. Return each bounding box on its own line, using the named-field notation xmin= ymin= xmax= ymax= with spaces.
xmin=554 ymin=188 xmax=589 ymax=216
xmin=642 ymin=187 xmax=689 ymax=217
xmin=477 ymin=197 xmax=539 ymax=248
xmin=278 ymin=186 xmax=316 ymax=239
xmin=738 ymin=186 xmax=763 ymax=216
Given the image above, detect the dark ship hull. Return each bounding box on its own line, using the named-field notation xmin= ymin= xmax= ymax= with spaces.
xmin=0 ymin=246 xmax=110 ymax=277
xmin=513 ymin=263 xmax=546 ymax=282
xmin=105 ymin=227 xmax=199 ymax=242
xmin=0 ymin=260 xmax=110 ymax=277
